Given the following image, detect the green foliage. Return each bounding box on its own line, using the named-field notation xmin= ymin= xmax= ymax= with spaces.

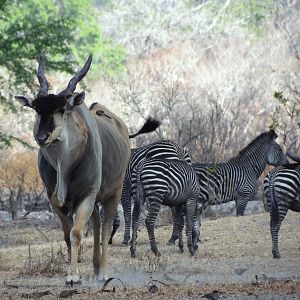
xmin=0 ymin=0 xmax=126 ymax=149
xmin=207 ymin=165 xmax=218 ymax=173
xmin=270 ymin=90 xmax=300 ymax=136
xmin=0 ymin=0 xmax=125 ymax=111
xmin=273 ymin=91 xmax=289 ymax=105
xmin=0 ymin=132 xmax=34 ymax=149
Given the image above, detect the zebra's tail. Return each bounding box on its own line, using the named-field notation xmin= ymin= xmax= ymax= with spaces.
xmin=132 ymin=161 xmax=144 ymax=220
xmin=268 ymin=172 xmax=279 ymax=223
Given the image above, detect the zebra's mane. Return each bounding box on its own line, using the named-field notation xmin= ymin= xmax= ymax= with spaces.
xmin=230 ymin=130 xmax=275 ymax=161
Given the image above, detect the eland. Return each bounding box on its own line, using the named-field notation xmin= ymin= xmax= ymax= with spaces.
xmin=15 ymin=54 xmax=160 ymax=284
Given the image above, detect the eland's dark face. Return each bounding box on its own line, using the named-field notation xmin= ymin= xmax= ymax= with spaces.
xmin=15 ymin=54 xmax=92 ymax=147
xmin=32 ymin=95 xmax=68 ymax=147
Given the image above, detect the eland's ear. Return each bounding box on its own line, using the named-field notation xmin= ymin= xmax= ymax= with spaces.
xmin=15 ymin=96 xmax=33 ymax=108
xmin=66 ymin=92 xmax=85 ymax=109
xmin=73 ymin=91 xmax=85 ymax=106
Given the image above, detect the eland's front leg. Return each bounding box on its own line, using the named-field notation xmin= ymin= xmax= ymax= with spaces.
xmin=51 ymin=205 xmax=73 ymax=262
xmin=91 ymin=205 xmax=101 ymax=279
xmin=66 ymin=195 xmax=95 ymax=285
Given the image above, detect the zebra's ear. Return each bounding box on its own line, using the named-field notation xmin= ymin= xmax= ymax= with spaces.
xmin=269 ymin=129 xmax=278 ymax=139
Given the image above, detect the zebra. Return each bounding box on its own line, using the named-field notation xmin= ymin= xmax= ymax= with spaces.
xmin=168 ymin=163 xmax=223 ymax=245
xmin=263 ymin=142 xmax=300 ymax=258
xmin=168 ymin=129 xmax=286 ymax=245
xmin=109 ymin=140 xmax=191 ymax=245
xmin=194 ymin=129 xmax=286 ymax=216
xmin=130 ymin=158 xmax=200 ymax=258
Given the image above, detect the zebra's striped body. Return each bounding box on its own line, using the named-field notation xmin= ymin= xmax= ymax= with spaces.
xmin=130 ymin=158 xmax=200 ymax=257
xmin=167 ymin=130 xmax=286 ymax=245
xmin=263 ymin=164 xmax=300 ymax=258
xmin=193 ymin=130 xmax=286 ymax=216
xmin=116 ymin=140 xmax=191 ymax=245
xmin=167 ymin=163 xmax=223 ymax=245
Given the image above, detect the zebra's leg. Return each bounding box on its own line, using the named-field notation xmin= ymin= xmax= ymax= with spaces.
xmin=130 ymin=200 xmax=142 ymax=258
xmin=290 ymin=200 xmax=300 ymax=212
xmin=270 ymin=209 xmax=287 ymax=259
xmin=195 ymin=200 xmax=206 ymax=244
xmin=185 ymin=199 xmax=197 ymax=256
xmin=175 ymin=206 xmax=184 ymax=253
xmin=108 ymin=210 xmax=120 ymax=245
xmin=145 ymin=195 xmax=162 ymax=256
xmin=167 ymin=206 xmax=179 ymax=245
xmin=270 ymin=216 xmax=282 ymax=259
xmin=235 ymin=192 xmax=249 ymax=216
xmin=121 ymin=181 xmax=132 ymax=245
xmin=192 ymin=209 xmax=200 ymax=251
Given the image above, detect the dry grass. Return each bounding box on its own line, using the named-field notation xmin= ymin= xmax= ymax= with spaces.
xmin=0 ymin=211 xmax=299 ymax=299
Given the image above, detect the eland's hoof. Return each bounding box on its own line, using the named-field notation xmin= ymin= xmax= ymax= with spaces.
xmin=92 ymin=273 xmax=108 ymax=282
xmin=65 ymin=279 xmax=82 ymax=287
xmin=66 ymin=273 xmax=81 ymax=286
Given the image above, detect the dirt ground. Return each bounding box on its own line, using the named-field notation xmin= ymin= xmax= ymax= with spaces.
xmin=0 ymin=210 xmax=299 ymax=299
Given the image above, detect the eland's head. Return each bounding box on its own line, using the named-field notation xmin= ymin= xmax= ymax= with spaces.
xmin=15 ymin=54 xmax=92 ymax=147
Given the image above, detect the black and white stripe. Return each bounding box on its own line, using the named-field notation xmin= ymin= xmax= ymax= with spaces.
xmin=263 ymin=163 xmax=300 ymax=258
xmin=130 ymin=158 xmax=200 ymax=257
xmin=166 ymin=130 xmax=287 ymax=246
xmin=113 ymin=140 xmax=191 ymax=245
xmin=193 ymin=130 xmax=286 ymax=216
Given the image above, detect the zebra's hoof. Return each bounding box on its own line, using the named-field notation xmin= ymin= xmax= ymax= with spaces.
xmin=167 ymin=239 xmax=176 ymax=246
xmin=122 ymin=240 xmax=129 ymax=246
xmin=153 ymin=250 xmax=161 ymax=257
xmin=108 ymin=238 xmax=113 ymax=245
xmin=131 ymin=251 xmax=136 ymax=258
xmin=188 ymin=245 xmax=195 ymax=256
xmin=193 ymin=245 xmax=199 ymax=251
xmin=179 ymin=246 xmax=184 ymax=253
xmin=272 ymin=251 xmax=281 ymax=259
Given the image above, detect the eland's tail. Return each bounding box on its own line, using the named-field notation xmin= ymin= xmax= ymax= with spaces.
xmin=129 ymin=117 xmax=160 ymax=138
